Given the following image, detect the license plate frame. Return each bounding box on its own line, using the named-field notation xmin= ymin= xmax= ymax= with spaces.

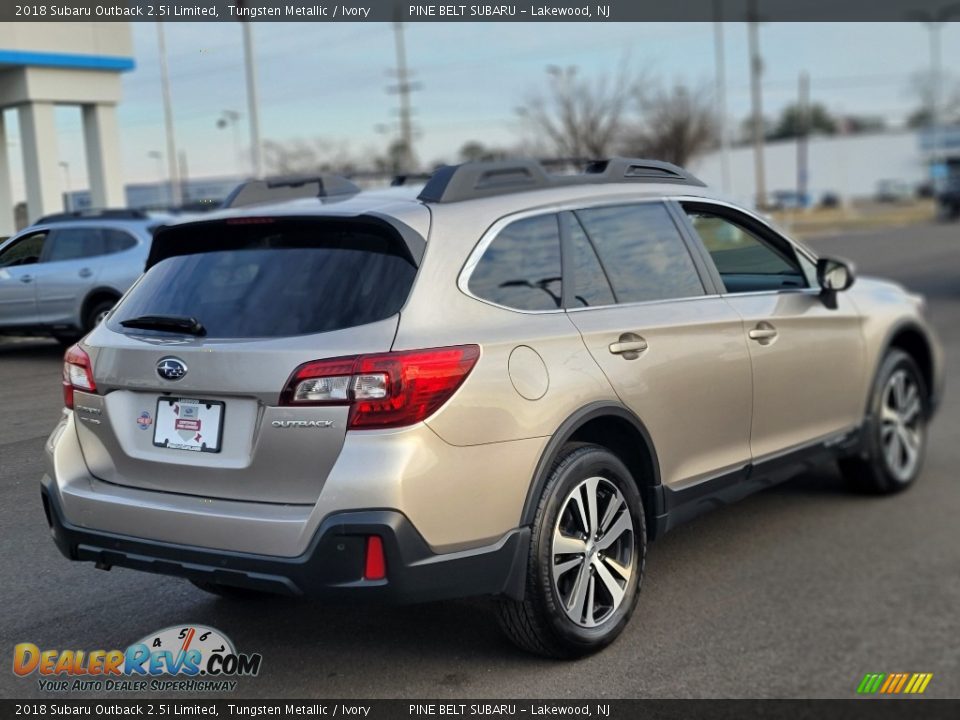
xmin=153 ymin=397 xmax=225 ymax=453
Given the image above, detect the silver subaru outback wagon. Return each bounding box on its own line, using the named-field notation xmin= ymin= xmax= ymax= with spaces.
xmin=0 ymin=210 xmax=164 ymax=344
xmin=41 ymin=159 xmax=943 ymax=657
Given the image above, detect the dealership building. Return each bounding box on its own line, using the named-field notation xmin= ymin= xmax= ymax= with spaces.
xmin=0 ymin=23 xmax=133 ymax=236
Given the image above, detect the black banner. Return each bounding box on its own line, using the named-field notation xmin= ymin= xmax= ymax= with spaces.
xmin=3 ymin=0 xmax=960 ymax=22
xmin=3 ymin=700 xmax=960 ymax=720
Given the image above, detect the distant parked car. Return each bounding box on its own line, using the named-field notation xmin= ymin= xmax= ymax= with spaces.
xmin=819 ymin=191 xmax=841 ymax=209
xmin=770 ymin=190 xmax=810 ymax=211
xmin=0 ymin=209 xmax=166 ymax=344
xmin=875 ymin=179 xmax=913 ymax=204
xmin=936 ymin=178 xmax=960 ymax=221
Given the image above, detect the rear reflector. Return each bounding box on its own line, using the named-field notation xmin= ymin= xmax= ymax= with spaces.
xmin=281 ymin=345 xmax=480 ymax=429
xmin=62 ymin=344 xmax=97 ymax=410
xmin=364 ymin=536 xmax=386 ymax=581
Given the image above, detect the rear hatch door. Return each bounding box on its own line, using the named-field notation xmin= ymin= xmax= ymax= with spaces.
xmin=73 ymin=214 xmax=422 ymax=504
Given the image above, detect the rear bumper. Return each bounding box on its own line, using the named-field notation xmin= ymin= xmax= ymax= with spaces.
xmin=41 ymin=485 xmax=529 ymax=602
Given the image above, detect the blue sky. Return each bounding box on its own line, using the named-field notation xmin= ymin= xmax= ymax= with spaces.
xmin=4 ymin=21 xmax=959 ymax=197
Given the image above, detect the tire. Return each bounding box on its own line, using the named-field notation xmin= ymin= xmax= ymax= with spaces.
xmin=189 ymin=579 xmax=277 ymax=600
xmin=839 ymin=349 xmax=928 ymax=494
xmin=496 ymin=444 xmax=646 ymax=658
xmin=84 ymin=299 xmax=116 ymax=333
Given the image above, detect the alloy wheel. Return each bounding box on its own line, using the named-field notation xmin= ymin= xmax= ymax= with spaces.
xmin=879 ymin=368 xmax=923 ymax=482
xmin=551 ymin=476 xmax=635 ymax=628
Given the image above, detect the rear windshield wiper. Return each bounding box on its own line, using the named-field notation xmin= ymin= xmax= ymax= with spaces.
xmin=119 ymin=315 xmax=207 ymax=336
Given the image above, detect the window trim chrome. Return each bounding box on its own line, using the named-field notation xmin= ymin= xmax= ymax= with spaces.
xmin=457 ymin=196 xmax=716 ymax=315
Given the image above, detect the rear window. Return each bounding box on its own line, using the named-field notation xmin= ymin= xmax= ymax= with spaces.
xmin=109 ymin=220 xmax=417 ymax=338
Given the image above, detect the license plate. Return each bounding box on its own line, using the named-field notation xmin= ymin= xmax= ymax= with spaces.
xmin=153 ymin=398 xmax=224 ymax=453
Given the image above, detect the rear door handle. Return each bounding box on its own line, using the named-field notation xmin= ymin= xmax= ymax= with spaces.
xmin=748 ymin=322 xmax=778 ymax=344
xmin=19 ymin=274 xmax=33 ymax=284
xmin=78 ymin=268 xmax=92 ymax=278
xmin=609 ymin=333 xmax=648 ymax=359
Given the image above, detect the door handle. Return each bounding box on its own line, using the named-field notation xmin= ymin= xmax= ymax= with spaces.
xmin=78 ymin=268 xmax=92 ymax=278
xmin=748 ymin=322 xmax=778 ymax=344
xmin=609 ymin=333 xmax=648 ymax=359
xmin=19 ymin=274 xmax=33 ymax=284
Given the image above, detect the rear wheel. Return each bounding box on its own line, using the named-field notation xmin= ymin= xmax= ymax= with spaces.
xmin=84 ymin=298 xmax=116 ymax=333
xmin=840 ymin=349 xmax=928 ymax=494
xmin=497 ymin=444 xmax=645 ymax=658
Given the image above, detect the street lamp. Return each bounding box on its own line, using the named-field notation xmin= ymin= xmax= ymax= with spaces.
xmin=216 ymin=110 xmax=242 ymax=176
xmin=908 ymin=5 xmax=960 ymax=186
xmin=156 ymin=23 xmax=182 ymax=206
xmin=59 ymin=161 xmax=72 ymax=212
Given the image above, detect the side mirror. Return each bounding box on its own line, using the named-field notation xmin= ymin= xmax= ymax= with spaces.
xmin=817 ymin=257 xmax=855 ymax=293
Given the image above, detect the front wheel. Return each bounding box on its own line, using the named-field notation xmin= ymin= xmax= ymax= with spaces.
xmin=840 ymin=349 xmax=928 ymax=494
xmin=497 ymin=444 xmax=646 ymax=658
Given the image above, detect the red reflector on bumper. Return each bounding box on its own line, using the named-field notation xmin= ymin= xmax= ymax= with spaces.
xmin=364 ymin=536 xmax=386 ymax=581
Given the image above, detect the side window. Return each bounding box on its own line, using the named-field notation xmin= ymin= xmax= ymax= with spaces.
xmin=103 ymin=229 xmax=138 ymax=254
xmin=563 ymin=213 xmax=615 ymax=308
xmin=684 ymin=208 xmax=808 ymax=293
xmin=468 ymin=214 xmax=563 ymax=311
xmin=44 ymin=228 xmax=108 ymax=263
xmin=575 ymin=203 xmax=704 ymax=304
xmin=0 ymin=231 xmax=49 ymax=268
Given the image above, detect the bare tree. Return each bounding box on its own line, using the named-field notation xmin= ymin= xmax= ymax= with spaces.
xmin=262 ymin=138 xmax=361 ymax=176
xmin=906 ymin=69 xmax=960 ymax=128
xmin=622 ymin=82 xmax=719 ymax=167
xmin=515 ymin=64 xmax=639 ymax=159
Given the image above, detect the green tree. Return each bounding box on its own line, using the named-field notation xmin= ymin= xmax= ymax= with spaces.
xmin=770 ymin=103 xmax=836 ymax=140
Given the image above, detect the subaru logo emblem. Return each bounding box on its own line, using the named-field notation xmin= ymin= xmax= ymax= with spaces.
xmin=156 ymin=357 xmax=187 ymax=381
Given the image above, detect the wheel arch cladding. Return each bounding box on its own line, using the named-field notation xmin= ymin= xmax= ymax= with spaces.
xmin=82 ymin=288 xmax=121 ymax=321
xmin=521 ymin=403 xmax=664 ymax=540
xmin=885 ymin=323 xmax=935 ymax=414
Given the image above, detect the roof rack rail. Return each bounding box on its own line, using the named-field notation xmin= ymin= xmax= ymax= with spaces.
xmin=417 ymin=157 xmax=706 ymax=204
xmin=222 ymin=174 xmax=362 ymax=209
xmin=36 ymin=208 xmax=150 ymax=224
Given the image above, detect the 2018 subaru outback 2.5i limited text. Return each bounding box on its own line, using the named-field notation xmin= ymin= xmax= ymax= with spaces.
xmin=42 ymin=159 xmax=944 ymax=658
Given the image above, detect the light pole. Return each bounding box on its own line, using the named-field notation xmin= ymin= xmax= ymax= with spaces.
xmin=713 ymin=0 xmax=732 ymax=195
xmin=241 ymin=22 xmax=264 ymax=178
xmin=59 ymin=161 xmax=72 ymax=211
xmin=156 ymin=23 xmax=182 ymax=206
xmin=747 ymin=0 xmax=767 ymax=209
xmin=217 ymin=110 xmax=242 ymax=176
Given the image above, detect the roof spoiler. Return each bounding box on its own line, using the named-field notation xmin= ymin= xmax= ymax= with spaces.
xmin=417 ymin=157 xmax=706 ymax=204
xmin=222 ymin=174 xmax=362 ymax=209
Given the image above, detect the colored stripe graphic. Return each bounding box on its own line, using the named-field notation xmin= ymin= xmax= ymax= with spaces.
xmin=857 ymin=673 xmax=933 ymax=695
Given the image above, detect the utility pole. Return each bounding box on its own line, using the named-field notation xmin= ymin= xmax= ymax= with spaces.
xmin=242 ymin=22 xmax=264 ymax=178
xmin=747 ymin=0 xmax=766 ymax=209
xmin=713 ymin=0 xmax=732 ymax=195
xmin=908 ymin=6 xmax=960 ymax=189
xmin=388 ymin=20 xmax=419 ymax=171
xmin=797 ymin=71 xmax=810 ymax=207
xmin=156 ymin=23 xmax=182 ymax=206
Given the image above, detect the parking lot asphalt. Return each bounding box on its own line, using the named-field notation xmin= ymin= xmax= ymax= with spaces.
xmin=1 ymin=221 xmax=957 ymax=700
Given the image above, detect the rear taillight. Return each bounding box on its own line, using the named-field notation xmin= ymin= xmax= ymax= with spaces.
xmin=62 ymin=344 xmax=96 ymax=410
xmin=281 ymin=345 xmax=480 ymax=429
